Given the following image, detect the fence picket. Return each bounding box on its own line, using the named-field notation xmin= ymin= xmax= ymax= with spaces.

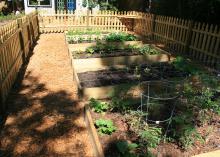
xmin=0 ymin=11 xmax=39 ymax=106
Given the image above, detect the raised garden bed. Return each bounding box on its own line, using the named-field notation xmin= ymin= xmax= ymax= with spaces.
xmin=75 ymin=62 xmax=189 ymax=100
xmin=84 ymin=60 xmax=220 ymax=156
xmin=71 ymin=44 xmax=174 ymax=73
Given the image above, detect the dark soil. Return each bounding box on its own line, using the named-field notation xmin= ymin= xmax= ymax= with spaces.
xmin=72 ymin=49 xmax=142 ymax=59
xmin=91 ymin=111 xmax=138 ymax=157
xmin=91 ymin=109 xmax=220 ymax=157
xmin=78 ymin=63 xmax=189 ymax=88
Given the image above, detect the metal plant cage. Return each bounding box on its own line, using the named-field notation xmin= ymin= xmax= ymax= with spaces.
xmin=137 ymin=80 xmax=184 ymax=137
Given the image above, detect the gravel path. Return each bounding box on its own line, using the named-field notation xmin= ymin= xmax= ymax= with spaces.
xmin=0 ymin=34 xmax=94 ymax=157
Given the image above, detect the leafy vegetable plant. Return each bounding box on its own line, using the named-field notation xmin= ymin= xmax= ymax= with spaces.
xmin=89 ymin=98 xmax=109 ymax=113
xmin=86 ymin=47 xmax=95 ymax=54
xmin=110 ymin=97 xmax=133 ymax=112
xmin=139 ymin=127 xmax=162 ymax=148
xmin=105 ymin=32 xmax=137 ymax=42
xmin=138 ymin=45 xmax=160 ymax=55
xmin=95 ymin=119 xmax=116 ymax=135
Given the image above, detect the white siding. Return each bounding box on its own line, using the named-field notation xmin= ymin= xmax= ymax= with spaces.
xmin=24 ymin=0 xmax=55 ymax=14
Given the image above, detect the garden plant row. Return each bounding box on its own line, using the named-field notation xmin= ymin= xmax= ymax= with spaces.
xmin=66 ymin=30 xmax=138 ymax=44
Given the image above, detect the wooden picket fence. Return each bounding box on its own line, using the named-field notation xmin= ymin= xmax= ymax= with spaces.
xmin=0 ymin=11 xmax=39 ymax=108
xmin=0 ymin=10 xmax=219 ymax=108
xmin=133 ymin=13 xmax=220 ymax=69
xmin=39 ymin=11 xmax=219 ymax=68
xmin=38 ymin=10 xmax=142 ymax=33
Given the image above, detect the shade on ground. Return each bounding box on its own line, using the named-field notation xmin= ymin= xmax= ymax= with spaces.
xmin=0 ymin=34 xmax=94 ymax=156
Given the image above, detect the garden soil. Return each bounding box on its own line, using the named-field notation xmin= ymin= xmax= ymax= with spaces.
xmin=0 ymin=34 xmax=94 ymax=157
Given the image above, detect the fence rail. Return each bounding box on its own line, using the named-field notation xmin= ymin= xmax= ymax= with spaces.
xmin=133 ymin=13 xmax=220 ymax=69
xmin=0 ymin=11 xmax=39 ymax=109
xmin=38 ymin=11 xmax=142 ymax=33
xmin=39 ymin=11 xmax=219 ymax=69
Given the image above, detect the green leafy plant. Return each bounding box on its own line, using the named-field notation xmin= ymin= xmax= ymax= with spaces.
xmin=95 ymin=119 xmax=116 ymax=135
xmin=105 ymin=45 xmax=116 ymax=53
xmin=138 ymin=45 xmax=160 ymax=55
xmin=178 ymin=125 xmax=204 ymax=149
xmin=172 ymin=112 xmax=204 ymax=149
xmin=138 ymin=45 xmax=151 ymax=54
xmin=89 ymin=98 xmax=109 ymax=113
xmin=86 ymin=47 xmax=95 ymax=54
xmin=127 ymin=44 xmax=139 ymax=52
xmin=126 ymin=34 xmax=137 ymax=41
xmin=78 ymin=37 xmax=83 ymax=43
xmin=195 ymin=88 xmax=219 ymax=111
xmin=139 ymin=127 xmax=162 ymax=148
xmin=125 ymin=110 xmax=147 ymax=133
xmin=110 ymin=97 xmax=133 ymax=112
xmin=125 ymin=110 xmax=161 ymax=148
xmin=172 ymin=56 xmax=199 ymax=74
xmin=183 ymin=82 xmax=220 ymax=116
xmin=105 ymin=32 xmax=137 ymax=42
xmin=116 ymin=141 xmax=138 ymax=157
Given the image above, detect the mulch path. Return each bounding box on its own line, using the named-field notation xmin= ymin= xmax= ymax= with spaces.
xmin=0 ymin=34 xmax=94 ymax=157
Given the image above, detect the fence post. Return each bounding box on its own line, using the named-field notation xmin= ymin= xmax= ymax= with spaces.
xmin=17 ymin=18 xmax=25 ymax=63
xmin=184 ymin=20 xmax=194 ymax=55
xmin=0 ymin=85 xmax=3 ymax=113
xmin=0 ymin=91 xmax=5 ymax=119
xmin=86 ymin=9 xmax=90 ymax=30
xmin=151 ymin=14 xmax=156 ymax=40
xmin=35 ymin=11 xmax=40 ymax=37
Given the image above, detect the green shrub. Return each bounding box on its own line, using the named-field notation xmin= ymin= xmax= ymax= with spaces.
xmin=95 ymin=119 xmax=116 ymax=135
xmin=0 ymin=12 xmax=24 ymax=22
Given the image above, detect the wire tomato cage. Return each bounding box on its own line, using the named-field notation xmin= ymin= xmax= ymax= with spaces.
xmin=137 ymin=80 xmax=184 ymax=139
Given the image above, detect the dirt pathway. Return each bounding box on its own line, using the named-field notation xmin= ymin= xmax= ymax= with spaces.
xmin=0 ymin=34 xmax=94 ymax=157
